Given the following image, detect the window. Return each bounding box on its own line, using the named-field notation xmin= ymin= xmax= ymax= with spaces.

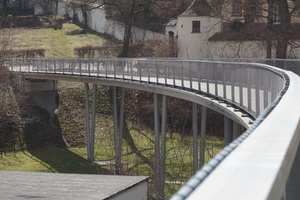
xmin=256 ymin=1 xmax=263 ymax=16
xmin=192 ymin=21 xmax=200 ymax=33
xmin=273 ymin=4 xmax=280 ymax=24
xmin=232 ymin=0 xmax=242 ymax=16
xmin=211 ymin=0 xmax=222 ymax=14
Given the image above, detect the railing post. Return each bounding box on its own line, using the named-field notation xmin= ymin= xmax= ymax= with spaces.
xmin=173 ymin=62 xmax=175 ymax=86
xmin=131 ymin=60 xmax=133 ymax=81
xmin=79 ymin=59 xmax=82 ymax=75
xmin=214 ymin=63 xmax=218 ymax=96
xmin=206 ymin=63 xmax=210 ymax=94
xmin=189 ymin=62 xmax=192 ymax=89
xmin=114 ymin=59 xmax=116 ymax=79
xmin=223 ymin=64 xmax=226 ymax=99
xmin=255 ymin=68 xmax=261 ymax=117
xmin=88 ymin=58 xmax=91 ymax=76
xmin=54 ymin=59 xmax=56 ymax=73
xmin=139 ymin=60 xmax=142 ymax=82
xmin=165 ymin=61 xmax=167 ymax=85
xmin=122 ymin=60 xmax=125 ymax=80
xmin=231 ymin=65 xmax=235 ymax=102
xmin=97 ymin=59 xmax=99 ymax=77
xmin=198 ymin=62 xmax=201 ymax=91
xmin=147 ymin=60 xmax=150 ymax=83
xmin=181 ymin=61 xmax=184 ymax=88
xmin=247 ymin=67 xmax=252 ymax=111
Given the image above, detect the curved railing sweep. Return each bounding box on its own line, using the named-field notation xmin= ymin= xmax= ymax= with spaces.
xmin=7 ymin=58 xmax=300 ymax=200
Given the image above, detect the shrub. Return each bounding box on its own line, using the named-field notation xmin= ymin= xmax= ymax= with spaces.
xmin=1 ymin=49 xmax=46 ymax=58
xmin=74 ymin=40 xmax=160 ymax=58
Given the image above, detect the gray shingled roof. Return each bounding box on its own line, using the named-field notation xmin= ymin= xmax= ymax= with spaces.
xmin=179 ymin=0 xmax=217 ymax=17
xmin=166 ymin=18 xmax=178 ymax=26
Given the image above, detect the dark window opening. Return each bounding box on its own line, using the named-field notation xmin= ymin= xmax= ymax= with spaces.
xmin=192 ymin=21 xmax=200 ymax=33
xmin=232 ymin=0 xmax=242 ymax=16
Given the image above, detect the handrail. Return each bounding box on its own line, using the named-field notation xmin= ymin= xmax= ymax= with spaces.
xmin=7 ymin=58 xmax=299 ymax=200
xmin=6 ymin=58 xmax=286 ymax=119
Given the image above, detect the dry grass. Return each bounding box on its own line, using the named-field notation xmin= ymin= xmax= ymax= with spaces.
xmin=3 ymin=23 xmax=119 ymax=57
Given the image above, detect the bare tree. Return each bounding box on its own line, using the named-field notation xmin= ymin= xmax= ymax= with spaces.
xmin=34 ymin=0 xmax=52 ymax=14
xmin=65 ymin=0 xmax=103 ymax=27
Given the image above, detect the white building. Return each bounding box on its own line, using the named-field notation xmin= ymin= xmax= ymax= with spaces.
xmin=166 ymin=0 xmax=300 ymax=59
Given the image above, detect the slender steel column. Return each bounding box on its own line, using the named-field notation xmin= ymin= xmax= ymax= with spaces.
xmin=200 ymin=106 xmax=207 ymax=168
xmin=154 ymin=93 xmax=161 ymax=200
xmin=233 ymin=121 xmax=241 ymax=140
xmin=224 ymin=116 xmax=233 ymax=146
xmin=84 ymin=83 xmax=91 ymax=163
xmin=90 ymin=84 xmax=97 ymax=164
xmin=192 ymin=102 xmax=198 ymax=174
xmin=119 ymin=87 xmax=125 ymax=167
xmin=160 ymin=95 xmax=168 ymax=200
xmin=113 ymin=86 xmax=119 ymax=168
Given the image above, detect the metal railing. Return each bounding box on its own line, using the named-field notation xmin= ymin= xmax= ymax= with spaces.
xmin=7 ymin=57 xmax=286 ymax=119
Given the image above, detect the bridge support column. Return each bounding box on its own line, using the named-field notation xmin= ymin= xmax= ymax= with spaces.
xmin=112 ymin=86 xmax=119 ymax=173
xmin=90 ymin=84 xmax=97 ymax=164
xmin=192 ymin=103 xmax=198 ymax=173
xmin=154 ymin=93 xmax=161 ymax=200
xmin=84 ymin=83 xmax=97 ymax=164
xmin=200 ymin=106 xmax=207 ymax=168
xmin=118 ymin=87 xmax=125 ymax=171
xmin=84 ymin=83 xmax=92 ymax=163
xmin=224 ymin=116 xmax=233 ymax=146
xmin=233 ymin=121 xmax=242 ymax=140
xmin=286 ymin=142 xmax=300 ymax=200
xmin=159 ymin=95 xmax=168 ymax=200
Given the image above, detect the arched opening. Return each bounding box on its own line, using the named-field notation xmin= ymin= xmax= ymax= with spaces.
xmin=168 ymin=31 xmax=176 ymax=57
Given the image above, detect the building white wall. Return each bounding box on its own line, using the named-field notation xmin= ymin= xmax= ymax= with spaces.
xmin=111 ymin=181 xmax=148 ymax=200
xmin=47 ymin=2 xmax=165 ymax=43
xmin=177 ymin=16 xmax=222 ymax=58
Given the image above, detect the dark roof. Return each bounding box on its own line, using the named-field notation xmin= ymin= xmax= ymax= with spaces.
xmin=166 ymin=18 xmax=178 ymax=26
xmin=209 ymin=22 xmax=300 ymax=41
xmin=179 ymin=0 xmax=217 ymax=17
xmin=0 ymin=171 xmax=149 ymax=200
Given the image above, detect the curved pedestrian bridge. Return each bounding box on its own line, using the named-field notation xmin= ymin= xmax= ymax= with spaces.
xmin=8 ymin=58 xmax=300 ymax=200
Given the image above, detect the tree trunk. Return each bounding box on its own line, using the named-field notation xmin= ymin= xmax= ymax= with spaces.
xmin=276 ymin=38 xmax=288 ymax=59
xmin=118 ymin=18 xmax=132 ymax=57
xmin=275 ymin=0 xmax=290 ymax=59
xmin=267 ymin=40 xmax=272 ymax=59
xmin=3 ymin=0 xmax=7 ymax=15
xmin=82 ymin=6 xmax=88 ymax=27
xmin=118 ymin=0 xmax=135 ymax=58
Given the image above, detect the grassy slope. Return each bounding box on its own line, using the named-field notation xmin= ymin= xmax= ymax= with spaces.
xmin=10 ymin=23 xmax=113 ymax=57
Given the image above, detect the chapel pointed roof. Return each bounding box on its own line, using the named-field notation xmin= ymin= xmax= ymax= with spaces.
xmin=179 ymin=0 xmax=217 ymax=17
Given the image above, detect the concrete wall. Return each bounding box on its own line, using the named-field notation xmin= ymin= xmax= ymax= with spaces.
xmin=48 ymin=2 xmax=165 ymax=43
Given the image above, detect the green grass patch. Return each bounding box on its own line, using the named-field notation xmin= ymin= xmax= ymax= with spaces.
xmin=0 ymin=147 xmax=106 ymax=174
xmin=8 ymin=23 xmax=118 ymax=57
